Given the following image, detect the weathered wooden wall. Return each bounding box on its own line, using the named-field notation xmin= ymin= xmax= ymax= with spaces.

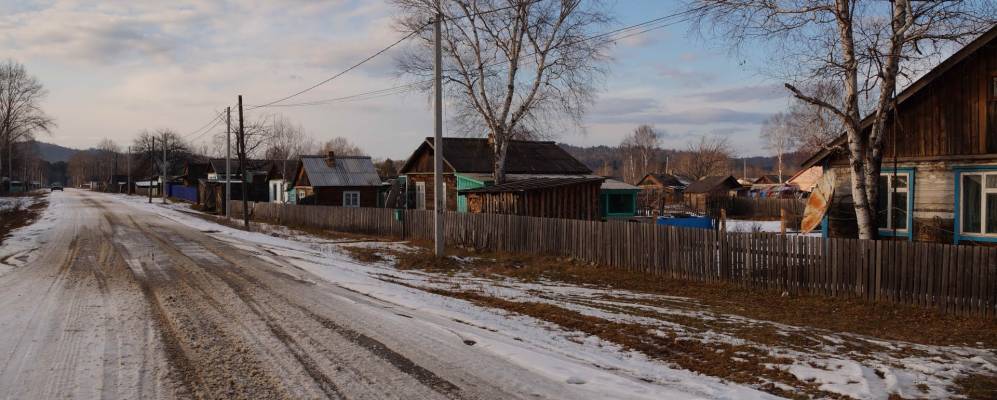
xmin=466 ymin=181 xmax=601 ymax=220
xmin=231 ymin=201 xmax=997 ymax=317
xmin=886 ymin=40 xmax=996 ymax=157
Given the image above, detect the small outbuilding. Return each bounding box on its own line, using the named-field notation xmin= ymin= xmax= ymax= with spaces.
xmin=461 ymin=177 xmax=604 ymax=220
xmin=292 ymin=153 xmax=381 ymax=207
xmin=636 ymin=173 xmax=686 ymax=214
xmin=600 ymin=178 xmax=640 ymax=219
xmin=683 ymin=175 xmax=742 ymax=213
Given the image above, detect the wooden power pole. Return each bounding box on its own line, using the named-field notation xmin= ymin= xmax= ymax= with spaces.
xmin=433 ymin=12 xmax=444 ymax=257
xmin=148 ymin=137 xmax=154 ymax=204
xmin=238 ymin=95 xmax=249 ymax=229
xmin=226 ymin=106 xmax=232 ymax=219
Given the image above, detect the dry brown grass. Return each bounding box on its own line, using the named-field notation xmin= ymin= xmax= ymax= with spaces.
xmin=429 ymin=288 xmax=837 ymax=399
xmin=952 ymin=373 xmax=997 ymax=399
xmin=386 ymin=245 xmax=997 ymax=348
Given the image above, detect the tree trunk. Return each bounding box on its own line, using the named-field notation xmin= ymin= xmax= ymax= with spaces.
xmin=493 ymin=136 xmax=509 ymax=184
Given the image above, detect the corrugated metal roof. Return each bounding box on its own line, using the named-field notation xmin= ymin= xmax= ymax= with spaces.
xmin=300 ymin=156 xmax=381 ymax=187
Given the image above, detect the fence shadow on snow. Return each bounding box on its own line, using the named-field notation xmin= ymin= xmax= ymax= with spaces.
xmin=230 ymin=201 xmax=996 ymax=317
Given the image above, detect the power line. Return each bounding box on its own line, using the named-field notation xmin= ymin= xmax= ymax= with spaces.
xmin=247 ymin=1 xmax=553 ymax=111
xmin=187 ymin=110 xmax=228 ymax=142
xmin=258 ymin=8 xmax=697 ymax=109
xmin=182 ymin=109 xmax=228 ymax=139
xmin=248 ymin=24 xmax=430 ymax=110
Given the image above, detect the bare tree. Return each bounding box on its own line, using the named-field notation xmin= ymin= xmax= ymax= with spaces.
xmin=620 ymin=124 xmax=660 ymax=183
xmin=318 ymin=137 xmax=366 ymax=157
xmin=131 ymin=129 xmax=191 ymax=179
xmin=0 ymin=60 xmax=54 ymax=190
xmin=95 ymin=138 xmax=122 ymax=189
xmin=675 ymin=134 xmax=733 ymax=180
xmin=759 ymin=113 xmax=797 ymax=182
xmin=394 ymin=0 xmax=611 ymax=183
xmin=783 ymin=82 xmax=843 ymax=153
xmin=690 ymin=0 xmax=995 ymax=239
xmin=264 ymin=115 xmax=311 ymax=162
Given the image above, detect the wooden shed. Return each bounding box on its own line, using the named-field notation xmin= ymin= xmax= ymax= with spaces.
xmin=461 ymin=177 xmax=604 ymax=220
xmin=682 ymin=175 xmax=742 ymax=213
xmin=636 ymin=173 xmax=686 ymax=214
xmin=802 ymin=24 xmax=997 ymax=243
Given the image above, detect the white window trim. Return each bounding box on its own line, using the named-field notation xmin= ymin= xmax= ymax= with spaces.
xmin=959 ymin=172 xmax=997 ymax=236
xmin=343 ymin=191 xmax=360 ymax=208
xmin=879 ymin=172 xmax=910 ymax=233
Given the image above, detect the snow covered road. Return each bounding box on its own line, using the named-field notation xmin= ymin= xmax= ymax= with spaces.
xmin=0 ymin=189 xmax=778 ymax=399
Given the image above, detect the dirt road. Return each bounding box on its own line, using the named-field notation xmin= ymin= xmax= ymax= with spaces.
xmin=0 ymin=190 xmax=629 ymax=399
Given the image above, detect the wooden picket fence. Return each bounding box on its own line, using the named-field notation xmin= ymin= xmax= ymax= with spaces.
xmin=231 ymin=201 xmax=997 ymax=317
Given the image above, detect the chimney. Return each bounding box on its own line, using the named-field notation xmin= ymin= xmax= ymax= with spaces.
xmin=325 ymin=151 xmax=336 ymax=167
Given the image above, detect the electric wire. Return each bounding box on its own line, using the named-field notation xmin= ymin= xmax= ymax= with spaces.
xmin=260 ymin=8 xmax=697 ymax=109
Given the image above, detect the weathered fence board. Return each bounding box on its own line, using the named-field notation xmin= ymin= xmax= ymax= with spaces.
xmin=229 ymin=201 xmax=997 ymax=317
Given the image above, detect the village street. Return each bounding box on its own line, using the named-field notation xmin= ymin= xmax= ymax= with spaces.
xmin=0 ymin=189 xmax=781 ymax=400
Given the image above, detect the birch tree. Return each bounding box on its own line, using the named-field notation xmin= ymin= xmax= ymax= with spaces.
xmin=689 ymin=0 xmax=995 ymax=239
xmin=394 ymin=0 xmax=611 ymax=183
xmin=0 ymin=60 xmax=54 ymax=189
xmin=760 ymin=113 xmax=796 ymax=182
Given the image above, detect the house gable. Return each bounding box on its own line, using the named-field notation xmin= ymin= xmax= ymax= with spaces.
xmin=804 ymin=25 xmax=997 ymax=168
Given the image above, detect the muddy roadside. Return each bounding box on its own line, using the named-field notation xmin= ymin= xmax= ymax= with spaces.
xmin=0 ymin=193 xmax=48 ymax=247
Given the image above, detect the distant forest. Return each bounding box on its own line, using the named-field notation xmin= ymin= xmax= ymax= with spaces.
xmin=558 ymin=142 xmax=810 ymax=182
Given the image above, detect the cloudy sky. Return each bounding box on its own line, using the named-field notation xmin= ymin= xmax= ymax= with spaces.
xmin=0 ymin=0 xmax=790 ymax=160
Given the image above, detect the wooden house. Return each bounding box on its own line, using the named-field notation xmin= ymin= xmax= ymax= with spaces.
xmin=753 ymin=175 xmax=783 ymax=184
xmin=636 ymin=173 xmax=686 ymax=214
xmin=461 ymin=177 xmax=604 ymax=220
xmin=802 ymin=25 xmax=997 ymax=243
xmin=398 ymin=137 xmax=592 ymax=211
xmin=786 ymin=166 xmax=823 ymax=193
xmin=682 ymin=175 xmax=742 ymax=213
xmin=291 ymin=153 xmax=381 ymax=207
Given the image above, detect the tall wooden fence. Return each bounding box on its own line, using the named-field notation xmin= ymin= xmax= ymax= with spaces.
xmin=231 ymin=201 xmax=996 ymax=317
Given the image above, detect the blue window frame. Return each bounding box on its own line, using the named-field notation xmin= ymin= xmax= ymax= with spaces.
xmin=878 ymin=167 xmax=914 ymax=240
xmin=953 ymin=166 xmax=997 ymax=244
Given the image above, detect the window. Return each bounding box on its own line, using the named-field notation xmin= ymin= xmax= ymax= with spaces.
xmin=877 ymin=172 xmax=909 ymax=232
xmin=960 ymin=172 xmax=997 ymax=235
xmin=415 ymin=182 xmax=426 ymax=210
xmin=343 ymin=191 xmax=360 ymax=208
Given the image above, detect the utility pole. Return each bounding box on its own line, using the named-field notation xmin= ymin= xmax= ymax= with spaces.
xmin=226 ymin=106 xmax=232 ymax=219
xmin=162 ymin=134 xmax=168 ymax=204
xmin=432 ymin=12 xmax=444 ymax=257
xmin=149 ymin=137 xmax=154 ymax=204
xmin=238 ymin=95 xmax=249 ymax=228
xmin=126 ymin=146 xmax=131 ymax=195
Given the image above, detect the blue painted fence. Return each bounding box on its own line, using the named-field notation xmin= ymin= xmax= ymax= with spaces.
xmin=656 ymin=216 xmax=713 ymax=229
xmin=167 ymin=183 xmax=198 ymax=203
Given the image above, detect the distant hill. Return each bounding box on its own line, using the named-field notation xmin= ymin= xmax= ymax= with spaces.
xmin=31 ymin=141 xmax=82 ymax=163
xmin=558 ymin=142 xmax=809 ymax=181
